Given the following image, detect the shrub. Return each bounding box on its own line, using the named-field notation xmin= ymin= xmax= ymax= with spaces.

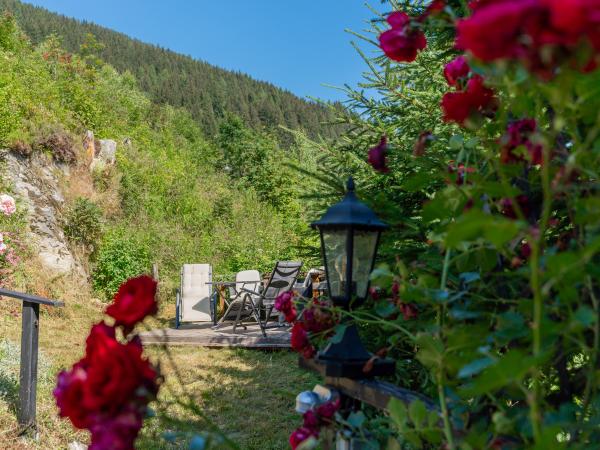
xmin=63 ymin=197 xmax=103 ymax=252
xmin=92 ymin=230 xmax=151 ymax=300
xmin=35 ymin=130 xmax=77 ymax=164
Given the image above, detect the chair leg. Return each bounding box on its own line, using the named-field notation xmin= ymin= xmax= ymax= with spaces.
xmin=233 ymin=297 xmax=246 ymax=333
xmin=249 ymin=299 xmax=267 ymax=337
xmin=175 ymin=290 xmax=180 ymax=329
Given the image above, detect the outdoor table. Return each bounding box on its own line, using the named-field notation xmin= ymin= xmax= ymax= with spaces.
xmin=206 ymin=280 xmax=262 ymax=325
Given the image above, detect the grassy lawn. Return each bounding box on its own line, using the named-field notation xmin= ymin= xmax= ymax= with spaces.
xmin=0 ymin=276 xmax=318 ymax=449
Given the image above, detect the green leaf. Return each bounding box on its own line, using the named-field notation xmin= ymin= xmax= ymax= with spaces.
xmin=458 ymin=357 xmax=495 ymax=379
xmin=465 ymin=137 xmax=479 ymax=149
xmin=388 ymin=398 xmax=408 ymax=430
xmin=415 ymin=333 xmax=444 ymax=371
xmin=402 ymin=172 xmax=434 ymax=192
xmin=347 ymin=411 xmax=366 ymax=428
xmin=449 ymin=134 xmax=464 ymax=150
xmin=460 ymin=350 xmax=535 ymax=397
xmin=409 ymin=400 xmax=427 ymax=429
xmin=445 ymin=210 xmax=521 ymax=248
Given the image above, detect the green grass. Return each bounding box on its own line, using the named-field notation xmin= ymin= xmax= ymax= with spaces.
xmin=0 ymin=296 xmax=319 ymax=449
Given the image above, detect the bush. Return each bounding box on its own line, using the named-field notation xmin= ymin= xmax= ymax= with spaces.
xmin=63 ymin=197 xmax=103 ymax=251
xmin=92 ymin=230 xmax=150 ymax=300
xmin=34 ymin=130 xmax=77 ymax=164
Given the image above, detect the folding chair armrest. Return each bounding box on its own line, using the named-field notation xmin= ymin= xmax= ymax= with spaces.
xmin=240 ymin=287 xmax=262 ymax=296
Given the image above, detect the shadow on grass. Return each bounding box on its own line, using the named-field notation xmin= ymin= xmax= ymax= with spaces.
xmin=0 ymin=371 xmax=19 ymax=418
xmin=139 ymin=347 xmax=321 ymax=450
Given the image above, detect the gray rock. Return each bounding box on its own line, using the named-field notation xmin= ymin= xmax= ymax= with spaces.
xmin=2 ymin=151 xmax=86 ymax=278
xmin=90 ymin=139 xmax=117 ymax=170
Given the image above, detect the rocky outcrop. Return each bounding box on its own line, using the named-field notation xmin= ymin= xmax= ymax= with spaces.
xmin=84 ymin=130 xmax=117 ymax=171
xmin=2 ymin=151 xmax=85 ymax=277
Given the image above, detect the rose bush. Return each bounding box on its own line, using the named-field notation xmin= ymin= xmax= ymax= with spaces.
xmin=296 ymin=0 xmax=600 ymax=448
xmin=54 ymin=275 xmax=160 ymax=450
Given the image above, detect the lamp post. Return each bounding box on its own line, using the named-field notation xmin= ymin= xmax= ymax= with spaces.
xmin=311 ymin=177 xmax=395 ymax=379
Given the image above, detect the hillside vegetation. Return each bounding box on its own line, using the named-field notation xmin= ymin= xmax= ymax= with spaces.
xmin=0 ymin=13 xmax=318 ymax=300
xmin=0 ymin=0 xmax=343 ymax=139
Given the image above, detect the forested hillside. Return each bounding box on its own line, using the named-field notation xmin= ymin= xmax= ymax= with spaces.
xmin=0 ymin=13 xmax=319 ymax=302
xmin=0 ymin=0 xmax=343 ymax=138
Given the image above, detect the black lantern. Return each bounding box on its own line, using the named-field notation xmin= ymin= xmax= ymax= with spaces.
xmin=311 ymin=177 xmax=395 ymax=378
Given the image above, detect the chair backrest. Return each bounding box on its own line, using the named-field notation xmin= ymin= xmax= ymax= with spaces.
xmin=180 ymin=264 xmax=212 ymax=323
xmin=262 ymin=261 xmax=303 ymax=305
xmin=235 ymin=269 xmax=261 ymax=300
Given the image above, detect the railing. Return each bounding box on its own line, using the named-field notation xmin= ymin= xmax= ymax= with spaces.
xmin=0 ymin=287 xmax=64 ymax=433
xmin=299 ymin=356 xmax=438 ymax=448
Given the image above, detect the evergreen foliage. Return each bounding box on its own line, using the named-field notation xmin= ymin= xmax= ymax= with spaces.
xmin=0 ymin=0 xmax=344 ymax=139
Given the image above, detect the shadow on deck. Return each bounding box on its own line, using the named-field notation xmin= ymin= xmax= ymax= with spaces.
xmin=139 ymin=322 xmax=291 ymax=349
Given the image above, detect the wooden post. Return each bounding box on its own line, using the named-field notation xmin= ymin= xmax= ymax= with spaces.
xmin=19 ymin=301 xmax=40 ymax=431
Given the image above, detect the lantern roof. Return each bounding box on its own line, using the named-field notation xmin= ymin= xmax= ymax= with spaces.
xmin=311 ymin=177 xmax=389 ymax=231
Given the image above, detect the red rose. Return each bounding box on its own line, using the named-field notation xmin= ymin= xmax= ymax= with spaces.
xmin=106 ymin=275 xmax=158 ymax=333
xmin=500 ymin=195 xmax=530 ymax=219
xmin=315 ymin=399 xmax=340 ymax=422
xmin=367 ymin=136 xmax=389 ymax=173
xmin=290 ymin=427 xmax=317 ymax=450
xmin=399 ymin=303 xmax=418 ymax=320
xmin=275 ymin=291 xmax=297 ymax=323
xmin=54 ymin=361 xmax=91 ymax=429
xmin=82 ymin=324 xmax=159 ymax=414
xmin=500 ymin=119 xmax=545 ymax=165
xmin=379 ymin=12 xmax=427 ymax=62
xmin=387 ymin=11 xmax=411 ymax=28
xmin=443 ymin=56 xmax=470 ymax=87
xmin=456 ymin=0 xmax=540 ymax=62
xmin=291 ymin=323 xmax=310 ymax=351
xmin=441 ymin=75 xmax=497 ymax=126
xmin=302 ymin=410 xmax=320 ymax=430
xmin=89 ymin=405 xmax=143 ymax=450
xmin=458 ymin=0 xmax=600 ymax=76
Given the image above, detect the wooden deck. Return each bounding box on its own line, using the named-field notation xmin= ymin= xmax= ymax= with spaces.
xmin=139 ymin=322 xmax=291 ymax=349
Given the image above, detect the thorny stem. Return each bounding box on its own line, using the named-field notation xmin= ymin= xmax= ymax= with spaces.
xmin=581 ymin=276 xmax=600 ymax=417
xmin=437 ymin=248 xmax=455 ymax=450
xmin=528 ymin=142 xmax=552 ymax=444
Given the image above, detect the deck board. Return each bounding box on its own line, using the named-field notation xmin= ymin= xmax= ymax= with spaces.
xmin=139 ymin=322 xmax=291 ymax=348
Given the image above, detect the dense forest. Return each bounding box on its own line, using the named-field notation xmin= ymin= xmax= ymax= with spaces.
xmin=0 ymin=0 xmax=344 ymax=139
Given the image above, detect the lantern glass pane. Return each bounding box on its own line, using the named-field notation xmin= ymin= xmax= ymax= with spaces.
xmin=352 ymin=230 xmax=379 ymax=299
xmin=323 ymin=229 xmax=347 ymax=299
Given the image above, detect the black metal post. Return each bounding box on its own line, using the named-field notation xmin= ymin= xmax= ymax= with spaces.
xmin=18 ymin=301 xmax=40 ymax=431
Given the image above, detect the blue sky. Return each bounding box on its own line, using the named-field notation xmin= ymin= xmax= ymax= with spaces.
xmin=22 ymin=1 xmax=380 ymax=102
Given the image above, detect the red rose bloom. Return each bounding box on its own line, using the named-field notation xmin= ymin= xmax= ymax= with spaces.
xmin=82 ymin=325 xmax=159 ymax=414
xmin=456 ymin=0 xmax=541 ymax=62
xmin=500 ymin=195 xmax=530 ymax=219
xmin=458 ymin=0 xmax=600 ymax=76
xmin=444 ymin=56 xmax=470 ymax=87
xmin=367 ymin=136 xmax=389 ymax=173
xmin=275 ymin=291 xmax=297 ymax=323
xmin=290 ymin=427 xmax=317 ymax=450
xmin=441 ymin=75 xmax=497 ymax=126
xmin=106 ymin=275 xmax=158 ymax=333
xmin=500 ymin=119 xmax=545 ymax=165
xmin=291 ymin=323 xmax=309 ymax=350
xmin=89 ymin=406 xmax=143 ymax=450
xmin=302 ymin=410 xmax=320 ymax=430
xmin=379 ymin=12 xmax=427 ymax=62
xmin=54 ymin=361 xmax=91 ymax=429
xmin=315 ymin=399 xmax=340 ymax=422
